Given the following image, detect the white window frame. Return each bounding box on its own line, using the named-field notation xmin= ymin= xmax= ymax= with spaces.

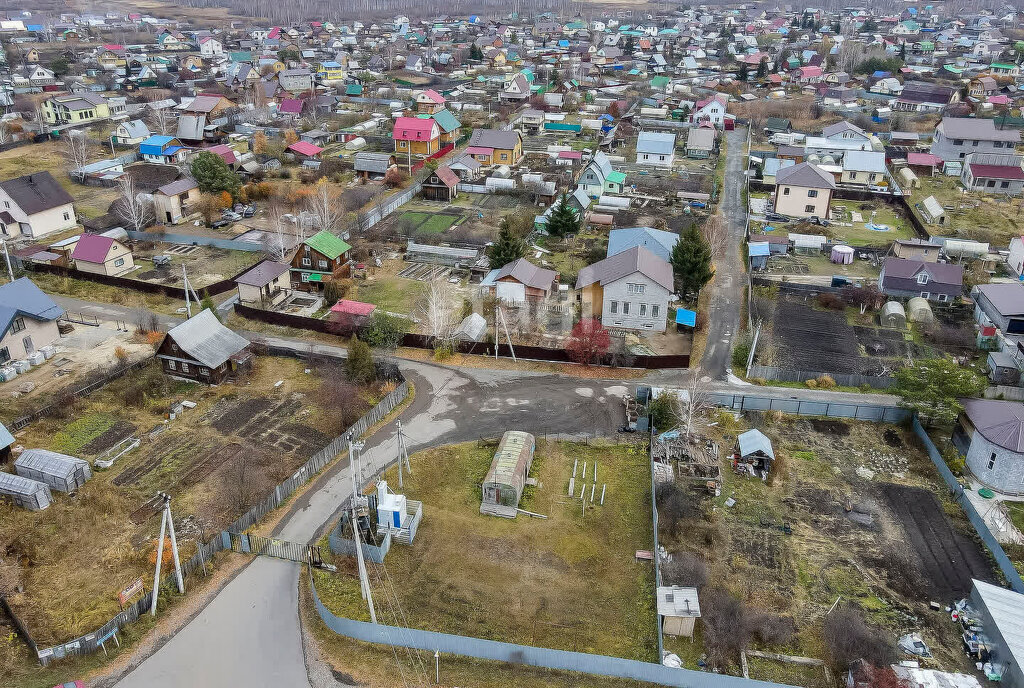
xmin=916 ymin=273 xmax=929 ymax=285
xmin=167 ymin=359 xmax=176 ymax=370
xmin=181 ymin=362 xmax=190 ymax=373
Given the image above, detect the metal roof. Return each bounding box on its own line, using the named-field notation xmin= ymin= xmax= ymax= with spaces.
xmin=608 ymin=227 xmax=679 ymax=262
xmin=961 ymin=399 xmax=1024 ymax=453
xmin=975 ymin=283 xmax=1024 ymax=317
xmin=494 ymin=258 xmax=556 ymax=290
xmin=0 ymin=277 xmax=64 ymax=335
xmin=406 ymin=240 xmax=478 ymax=260
xmin=0 ymin=422 xmax=13 ymax=448
xmin=15 ymin=449 xmax=89 ymax=479
xmin=972 ymin=579 xmax=1024 ymax=670
xmin=484 ymin=431 xmax=534 ymax=488
xmin=738 ymin=429 xmax=774 ymax=459
xmin=636 ymin=131 xmax=676 ymax=155
xmin=0 ymin=471 xmax=49 ymax=498
xmin=305 ymin=230 xmax=351 ymax=259
xmin=0 ymin=172 xmax=74 ymax=215
xmin=235 ymin=260 xmax=290 ymax=287
xmin=576 ymin=245 xmax=673 ymax=293
xmin=657 ymin=586 xmax=701 ymax=617
xmin=775 ymin=162 xmax=837 ymax=189
xmin=162 ymin=309 xmax=249 ymax=369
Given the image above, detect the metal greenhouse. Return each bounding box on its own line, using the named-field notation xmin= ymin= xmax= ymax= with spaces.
xmin=481 ymin=431 xmax=535 ymax=515
xmin=15 ymin=449 xmax=92 ymax=493
xmin=0 ymin=472 xmax=53 ymax=510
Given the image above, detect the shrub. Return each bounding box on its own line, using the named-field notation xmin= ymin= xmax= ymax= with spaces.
xmin=805 ymin=379 xmax=818 ymax=389
xmin=123 ymin=383 xmax=146 ymax=408
xmin=114 ymin=346 xmax=129 ymax=363
xmin=824 ymin=606 xmax=896 ymax=671
xmin=694 ymin=310 xmax=708 ymax=332
xmin=816 ymin=374 xmax=836 ymax=389
xmin=346 ymin=336 xmax=376 ymax=384
xmin=750 ymin=377 xmax=767 ymax=386
xmin=817 ymin=292 xmax=845 ymax=310
xmin=662 ymin=552 xmax=708 ymax=587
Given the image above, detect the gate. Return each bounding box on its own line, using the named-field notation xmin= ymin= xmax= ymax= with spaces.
xmin=224 ymin=531 xmax=322 ymax=566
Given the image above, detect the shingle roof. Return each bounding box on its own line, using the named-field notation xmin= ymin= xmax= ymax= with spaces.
xmin=235 ymin=260 xmax=289 ymax=287
xmin=775 ymin=161 xmax=837 ymax=189
xmin=468 ymin=128 xmax=521 ymax=150
xmin=575 ymin=245 xmax=673 ymax=292
xmin=0 ymin=172 xmax=74 ymax=215
xmin=162 ymin=309 xmax=249 ymax=368
xmin=0 ymin=277 xmax=63 ymax=334
xmin=432 ymin=165 xmax=459 ymax=187
xmin=883 ymin=257 xmax=963 ymax=285
xmin=304 ymin=230 xmax=351 ymax=259
xmin=71 ymin=234 xmax=115 ymax=263
xmin=156 ymin=178 xmax=199 ymax=196
xmin=494 ymin=258 xmax=557 ymax=290
xmin=961 ymin=399 xmax=1024 ymax=453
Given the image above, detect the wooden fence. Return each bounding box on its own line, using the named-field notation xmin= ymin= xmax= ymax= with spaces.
xmin=27 ymin=262 xmax=253 ymax=299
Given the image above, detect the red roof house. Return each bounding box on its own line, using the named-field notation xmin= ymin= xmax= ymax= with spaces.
xmin=392 ymin=117 xmax=441 ymax=155
xmin=278 ymin=98 xmax=303 ymax=115
xmin=329 ymin=299 xmax=376 ymax=330
xmin=287 ymin=140 xmax=324 ymax=159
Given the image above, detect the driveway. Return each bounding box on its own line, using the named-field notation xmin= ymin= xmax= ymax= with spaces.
xmin=701 ymin=126 xmax=749 ymax=380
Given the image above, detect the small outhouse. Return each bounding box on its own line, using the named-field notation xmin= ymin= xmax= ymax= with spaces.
xmin=481 ymin=431 xmax=535 ymax=517
xmin=658 ymin=586 xmax=701 ymax=638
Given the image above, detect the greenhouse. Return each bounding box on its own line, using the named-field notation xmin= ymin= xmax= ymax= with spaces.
xmin=0 ymin=471 xmax=53 ymax=510
xmin=15 ymin=449 xmax=93 ymax=493
xmin=481 ymin=431 xmax=536 ymax=511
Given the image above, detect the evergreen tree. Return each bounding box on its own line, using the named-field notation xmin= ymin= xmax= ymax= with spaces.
xmin=487 ymin=218 xmax=528 ymax=268
xmin=755 ymin=57 xmax=768 ymax=79
xmin=737 ymin=62 xmax=749 ymax=81
xmin=670 ymin=225 xmax=715 ymax=300
xmin=624 ymin=35 xmax=636 ymax=53
xmin=898 ymin=43 xmax=906 ymax=60
xmin=200 ymin=291 xmax=219 ymax=321
xmin=190 ymin=151 xmax=241 ymax=199
xmin=545 ymin=193 xmax=580 ymax=238
xmin=346 ymin=335 xmax=376 ymax=384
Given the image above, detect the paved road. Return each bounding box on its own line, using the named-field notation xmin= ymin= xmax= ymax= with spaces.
xmin=701 ymin=126 xmax=748 ymax=380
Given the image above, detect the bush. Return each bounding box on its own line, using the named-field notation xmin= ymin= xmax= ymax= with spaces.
xmin=123 ymin=383 xmax=147 ymax=408
xmin=750 ymin=377 xmax=767 ymax=386
xmin=345 ymin=336 xmax=376 ymax=383
xmin=359 ymin=310 xmax=407 ymax=349
xmin=662 ymin=552 xmax=708 ymax=587
xmin=816 ymin=374 xmax=836 ymax=389
xmin=694 ymin=310 xmax=708 ymax=332
xmin=824 ymin=606 xmax=896 ymax=671
xmin=323 ymin=279 xmax=350 ymax=305
xmin=805 ymin=378 xmax=818 ymax=389
xmin=732 ymin=335 xmax=752 ymax=369
xmin=817 ymin=292 xmax=845 ymax=310
xmin=648 ymin=394 xmax=675 ymax=431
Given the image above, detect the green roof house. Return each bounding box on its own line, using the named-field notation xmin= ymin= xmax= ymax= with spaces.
xmin=290 ymin=230 xmax=352 ymax=292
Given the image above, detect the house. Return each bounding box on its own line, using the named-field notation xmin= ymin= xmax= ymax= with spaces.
xmin=235 ymin=260 xmax=290 ymax=307
xmin=822 ymin=121 xmax=871 ymax=144
xmin=278 ymin=68 xmax=314 ymax=92
xmin=961 ymin=154 xmax=1024 ymax=195
xmin=290 ymin=230 xmax=352 ymax=291
xmin=0 ymin=172 xmax=77 ymax=240
xmin=71 ymin=233 xmax=134 ymax=276
xmin=480 ymin=431 xmax=535 ymax=517
xmin=841 ymin=150 xmax=887 ymax=187
xmin=140 ymin=135 xmax=188 ymax=164
xmin=685 ymin=127 xmax=716 ymax=159
xmin=931 ymin=117 xmax=1020 ymax=162
xmin=576 ymin=246 xmax=673 ymax=332
xmin=774 ymin=162 xmax=835 ymax=219
xmin=1008 ymin=236 xmax=1024 ymax=277
xmin=968 ymin=580 xmax=1024 ymax=688
xmin=690 ymin=95 xmax=727 ymax=127
xmin=152 ymin=178 xmax=199 ymax=224
xmin=953 ymin=400 xmax=1024 ymax=494
xmin=763 ymin=117 xmax=791 ymax=136
xmin=421 ymin=165 xmax=459 ymax=202
xmin=577 ymin=151 xmax=625 ymax=196
xmin=878 ymin=258 xmax=963 ymax=304
xmin=791 ymin=65 xmax=823 ymax=83
xmin=486 ymin=258 xmax=558 ymax=302
xmin=156 ymin=309 xmax=250 ymax=384
xmin=447 ymin=154 xmax=481 ymax=180
xmin=736 ymin=428 xmax=774 ymax=474
xmin=893 ymin=238 xmax=940 ymax=262
xmin=393 ymin=117 xmax=441 ymax=156
xmin=0 ymin=277 xmax=63 ymax=364
xmin=41 ymin=93 xmax=109 ymax=125
xmin=415 ymin=89 xmax=445 ymax=113
xmin=198 ymin=36 xmax=223 ymax=56
xmin=315 ymin=61 xmax=345 ymax=82
xmin=973 ymin=283 xmax=1024 ymax=336
xmin=353 ymin=152 xmax=396 ymax=179
xmin=112 ymin=120 xmax=151 ymax=146
xmin=657 ymin=586 xmax=700 ymax=638
xmin=607 ymin=227 xmax=679 ymax=263
xmin=466 ymin=129 xmax=523 ymax=166
xmin=428 ymin=109 xmax=461 ymax=146
xmin=635 ymin=131 xmax=676 ymax=168
xmin=895 ymin=81 xmax=959 ymax=112
xmin=287 ymin=140 xmax=323 ymax=161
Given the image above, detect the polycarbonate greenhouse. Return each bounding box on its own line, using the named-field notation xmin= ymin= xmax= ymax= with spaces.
xmin=15 ymin=449 xmax=92 ymax=493
xmin=0 ymin=471 xmax=53 ymax=510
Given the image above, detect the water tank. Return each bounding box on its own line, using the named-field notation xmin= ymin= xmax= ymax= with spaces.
xmin=40 ymin=345 xmax=55 ymax=360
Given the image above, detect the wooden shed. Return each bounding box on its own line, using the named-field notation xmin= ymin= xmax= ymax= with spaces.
xmin=480 ymin=431 xmax=535 ymax=518
xmin=657 ymin=586 xmax=701 ymax=637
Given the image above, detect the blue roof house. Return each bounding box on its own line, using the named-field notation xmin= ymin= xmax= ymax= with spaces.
xmin=607 ymin=227 xmax=680 ymax=262
xmin=0 ymin=277 xmax=63 ymax=364
xmin=139 ymin=135 xmax=188 ymax=164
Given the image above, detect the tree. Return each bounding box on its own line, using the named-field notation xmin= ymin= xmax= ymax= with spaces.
xmin=469 ymin=43 xmax=483 ymax=61
xmin=737 ymin=62 xmax=749 ymax=81
xmin=843 ymin=285 xmax=884 ymax=314
xmin=190 ymin=151 xmax=241 ymax=198
xmin=755 ymin=57 xmax=768 ymax=79
xmin=487 ymin=218 xmax=528 ymax=268
xmin=418 ymin=279 xmax=458 ymax=349
xmin=61 ymin=130 xmax=91 ymax=171
xmin=545 ymin=193 xmax=580 ymax=238
xmin=200 ymin=292 xmax=219 ymax=321
xmin=624 ymin=35 xmax=636 ymax=54
xmin=147 ymin=105 xmax=173 ymax=135
xmin=890 ymin=358 xmax=986 ymax=426
xmin=346 ymin=335 xmax=376 ymax=383
xmin=195 ymin=192 xmax=229 ymax=225
xmin=567 ymin=318 xmax=611 ymax=365
xmin=1016 ymin=41 xmax=1024 ymax=63
xmin=360 ymin=310 xmax=407 ymax=350
xmin=671 ymin=225 xmax=715 ymax=300
xmin=278 ymin=48 xmax=300 ymax=63
xmin=861 ymin=17 xmax=878 ymax=33
xmin=305 ymin=177 xmax=343 ymax=234
xmin=252 ymin=131 xmax=268 ymax=154
xmin=50 ymin=57 xmax=70 ymax=77
xmin=115 ymin=174 xmax=152 ymax=232
xmin=700 ymin=214 xmax=728 ymax=258
xmin=283 ymin=129 xmax=299 ymax=145
xmin=824 ymin=606 xmax=896 ymax=671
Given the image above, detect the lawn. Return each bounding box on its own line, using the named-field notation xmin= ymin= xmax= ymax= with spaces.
xmin=826 ymin=201 xmax=914 ymax=246
xmin=0 ymin=138 xmax=119 ymax=219
xmin=908 ymin=175 xmax=1023 ymax=245
xmin=314 ymin=439 xmax=658 ymax=662
xmin=27 ymin=272 xmax=188 ymax=316
xmin=130 ymin=244 xmax=261 ymax=287
xmin=350 ymin=273 xmax=427 ymax=315
xmin=393 ymin=210 xmax=462 ymax=235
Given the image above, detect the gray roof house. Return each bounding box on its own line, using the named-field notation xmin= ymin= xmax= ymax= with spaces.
xmin=156 ymin=309 xmax=250 ymax=383
xmin=576 ymin=246 xmax=673 ymax=332
xmin=953 ymin=399 xmax=1024 ymax=494
xmin=931 ymin=117 xmax=1020 ymax=162
xmin=0 ymin=171 xmax=77 ymax=240
xmin=969 ymin=580 xmax=1024 ymax=688
xmin=489 ymin=258 xmax=558 ymax=301
xmin=973 ymin=283 xmax=1024 ymax=336
xmin=635 ymin=131 xmax=676 ymax=168
xmin=607 ymin=227 xmax=679 ymax=262
xmin=354 ymin=152 xmax=396 ymax=177
xmin=878 ymin=258 xmax=963 ymax=304
xmin=685 ymin=127 xmax=716 ymax=159
xmin=0 ymin=277 xmax=63 ymax=364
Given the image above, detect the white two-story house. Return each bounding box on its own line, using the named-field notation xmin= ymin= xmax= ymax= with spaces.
xmin=576 ymin=246 xmax=673 ymax=332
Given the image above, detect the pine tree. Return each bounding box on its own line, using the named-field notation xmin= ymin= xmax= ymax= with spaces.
xmin=545 ymin=193 xmax=580 ymax=238
xmin=487 ymin=219 xmax=528 ymax=268
xmin=737 ymin=62 xmax=749 ymax=81
xmin=756 ymin=57 xmax=768 ymax=79
xmin=346 ymin=335 xmax=376 ymax=383
xmin=670 ymin=225 xmax=715 ymax=300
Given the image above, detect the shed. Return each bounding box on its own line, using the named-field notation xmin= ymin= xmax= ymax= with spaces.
xmin=898 ymin=167 xmax=920 ymax=189
xmin=15 ymin=448 xmax=92 ymax=493
xmin=970 ymin=579 xmax=1024 ymax=688
xmin=0 ymin=422 xmax=13 ymax=463
xmin=481 ymin=430 xmax=535 ymax=516
xmin=0 ymin=471 xmax=52 ymax=510
xmin=657 ymin=586 xmax=701 ymax=638
xmin=881 ymin=301 xmax=907 ymax=329
xmin=907 ymin=297 xmax=934 ymax=323
xmin=736 ymin=429 xmax=774 ymax=474
xmin=749 ymin=241 xmax=770 ymax=270
xmin=988 ymin=351 xmax=1021 ymax=386
xmin=831 ymin=245 xmax=854 ymax=265
xmin=921 ymin=195 xmax=946 ymax=225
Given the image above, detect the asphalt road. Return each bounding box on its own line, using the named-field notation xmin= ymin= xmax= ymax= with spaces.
xmin=701 ymin=126 xmax=749 ymax=380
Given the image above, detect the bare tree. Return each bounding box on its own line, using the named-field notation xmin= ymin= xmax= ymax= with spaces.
xmin=226 ymin=452 xmax=260 ymax=515
xmin=61 ymin=130 xmax=91 ymax=171
xmin=667 ymin=375 xmax=713 ymax=438
xmin=700 ymin=215 xmax=728 ymax=258
xmin=147 ymin=105 xmax=173 ymax=136
xmin=417 ymin=278 xmax=458 ymax=347
xmin=115 ymin=174 xmax=153 ymax=232
xmin=305 ymin=178 xmax=344 ymax=234
xmin=0 ymin=120 xmax=18 ymax=145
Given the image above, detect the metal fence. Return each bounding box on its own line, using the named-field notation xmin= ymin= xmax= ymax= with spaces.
xmin=710 ymin=393 xmax=910 ymax=422
xmin=329 ymin=525 xmax=392 ymax=564
xmin=125 ymin=230 xmax=266 ymax=252
xmin=910 ymin=417 xmax=1024 ymax=594
xmin=748 ymin=364 xmax=895 ymax=390
xmin=224 ymin=531 xmax=322 ymax=565
xmin=309 ymin=569 xmax=793 ymax=688
xmin=356 ymin=183 xmax=421 ymax=231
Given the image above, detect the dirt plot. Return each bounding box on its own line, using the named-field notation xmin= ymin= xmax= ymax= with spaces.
xmin=206 ymin=395 xmax=330 ymax=456
xmin=880 ymin=484 xmax=992 ymax=598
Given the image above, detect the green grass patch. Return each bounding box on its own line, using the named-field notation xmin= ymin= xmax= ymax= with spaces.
xmin=49 ymin=413 xmax=117 ymax=455
xmin=416 ymin=213 xmax=460 ymax=234
xmin=351 ymin=276 xmax=426 ymax=315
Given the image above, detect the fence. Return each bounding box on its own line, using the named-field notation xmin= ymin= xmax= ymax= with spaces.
xmin=223 ymin=532 xmax=322 ymax=565
xmin=356 ymin=183 xmax=421 ymax=231
xmin=125 ymin=230 xmax=267 ymax=252
xmin=309 ymin=570 xmax=793 ymax=688
xmin=329 ymin=524 xmax=392 ymax=564
xmin=409 ymin=142 xmax=455 ymax=173
xmin=910 ymin=417 xmax=1024 ymax=594
xmin=647 ymin=427 xmax=663 ymax=663
xmin=710 ymin=392 xmax=910 ymax=422
xmin=27 ymin=262 xmax=253 ymax=299
xmin=747 ymin=364 xmax=895 ymax=389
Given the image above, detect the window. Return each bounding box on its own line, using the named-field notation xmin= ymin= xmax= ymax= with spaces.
xmin=953 ymin=139 xmax=964 ymax=146
xmin=916 ymin=273 xmax=929 ymax=285
xmin=627 ymin=283 xmax=645 ymax=294
xmin=988 ymin=452 xmax=996 ymax=470
xmin=114 ymin=257 xmax=124 ymax=267
xmin=181 ymin=362 xmax=190 ymax=373
xmin=937 ymin=293 xmax=949 ymax=303
xmin=807 ymin=189 xmax=818 ymax=198
xmin=167 ymin=359 xmax=176 ymax=370
xmin=10 ymin=317 xmax=25 ymax=334
xmin=610 ymin=300 xmax=617 ymax=314
xmin=3 ymin=201 xmax=8 ymax=209
xmin=500 ymin=153 xmax=508 ymax=161
xmin=623 ymin=302 xmax=630 ymax=315
xmin=869 ymin=173 xmax=877 ymax=182
xmin=63 ymin=211 xmax=70 ymax=221
xmin=972 ymin=140 xmax=979 ymax=147
xmin=643 ymin=154 xmax=649 ymax=160
xmin=804 ymin=205 xmax=815 ymax=213
xmin=988 ymin=180 xmax=996 ymax=188
xmin=302 ymin=257 xmax=311 ymax=267
xmin=783 ymin=187 xmax=790 ymax=196
xmin=994 ymin=141 xmax=1003 ymax=148
xmin=640 ymin=304 xmax=647 ymax=316
xmin=318 ymin=260 xmax=328 ymax=270
xmin=201 ymin=367 xmax=209 ymax=375
xmin=1001 ymin=181 xmax=1010 ymax=189
xmin=920 ymin=291 xmax=930 ymax=299
xmin=171 ymin=343 xmax=178 ymax=352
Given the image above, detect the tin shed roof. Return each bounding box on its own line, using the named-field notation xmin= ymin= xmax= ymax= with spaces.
xmin=162 ymin=309 xmax=249 ymax=368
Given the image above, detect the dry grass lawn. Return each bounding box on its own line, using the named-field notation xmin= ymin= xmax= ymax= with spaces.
xmin=0 ymin=139 xmax=119 ymax=219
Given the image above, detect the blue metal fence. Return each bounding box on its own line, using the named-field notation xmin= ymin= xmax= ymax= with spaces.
xmin=310 ymin=570 xmax=795 ymax=688
xmin=126 ymin=230 xmax=266 ymax=252
xmin=710 ymin=393 xmax=909 ymax=422
xmin=910 ymin=417 xmax=1024 ymax=594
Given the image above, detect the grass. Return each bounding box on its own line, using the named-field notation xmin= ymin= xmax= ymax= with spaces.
xmin=130 ymin=245 xmax=261 ymax=287
xmin=908 ymin=174 xmax=1023 ymax=245
xmin=826 ymin=201 xmax=914 ymax=247
xmin=28 ymin=272 xmax=187 ymax=317
xmin=0 ymin=138 xmax=119 ymax=219
xmin=350 ymin=275 xmax=427 ymax=315
xmin=314 ymin=439 xmax=658 ymax=661
xmin=1006 ymin=501 xmax=1024 ymax=534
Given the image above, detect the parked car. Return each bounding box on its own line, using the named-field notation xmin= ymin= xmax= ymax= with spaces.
xmin=765 ymin=212 xmax=790 ymax=223
xmin=242 ymin=204 xmax=256 ymax=218
xmin=689 ymin=201 xmax=707 ymax=209
xmin=808 ymin=215 xmax=831 ymax=226
xmin=221 ymin=211 xmax=242 ymax=221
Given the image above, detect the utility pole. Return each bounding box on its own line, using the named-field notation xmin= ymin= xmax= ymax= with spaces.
xmin=396 ymin=419 xmax=411 ymax=488
xmin=348 ymin=433 xmax=376 ymax=623
xmin=0 ymin=237 xmax=13 ymax=283
xmin=183 ymin=264 xmax=192 ymax=318
xmin=150 ymin=492 xmax=183 ymax=616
